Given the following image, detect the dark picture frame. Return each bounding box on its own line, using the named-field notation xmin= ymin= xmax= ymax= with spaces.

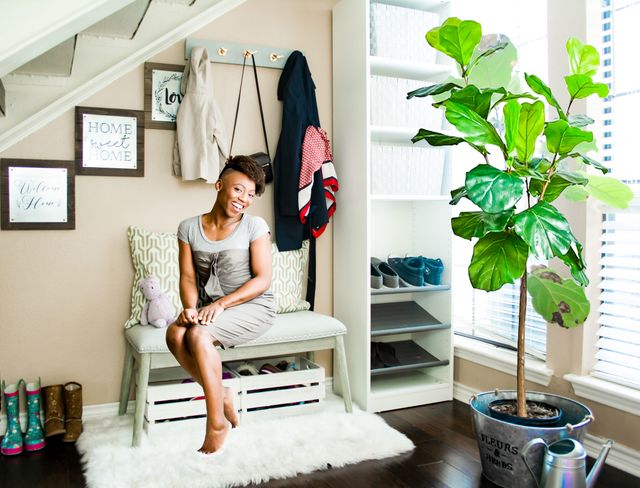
xmin=144 ymin=62 xmax=184 ymax=130
xmin=1 ymin=158 xmax=75 ymax=230
xmin=75 ymin=106 xmax=144 ymax=177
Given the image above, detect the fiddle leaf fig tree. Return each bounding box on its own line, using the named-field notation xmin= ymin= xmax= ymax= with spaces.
xmin=409 ymin=18 xmax=633 ymax=417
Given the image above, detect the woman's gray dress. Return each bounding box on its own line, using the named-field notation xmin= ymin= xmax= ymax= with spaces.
xmin=177 ymin=214 xmax=275 ymax=347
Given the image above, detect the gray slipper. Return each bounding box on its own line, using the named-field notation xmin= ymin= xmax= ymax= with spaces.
xmin=371 ymin=264 xmax=383 ymax=289
xmin=371 ymin=257 xmax=399 ymax=288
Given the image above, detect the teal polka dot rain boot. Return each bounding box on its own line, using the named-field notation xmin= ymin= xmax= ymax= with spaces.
xmin=24 ymin=379 xmax=46 ymax=452
xmin=1 ymin=380 xmax=24 ymax=456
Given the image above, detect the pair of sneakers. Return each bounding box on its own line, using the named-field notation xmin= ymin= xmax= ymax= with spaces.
xmin=387 ymin=256 xmax=444 ymax=287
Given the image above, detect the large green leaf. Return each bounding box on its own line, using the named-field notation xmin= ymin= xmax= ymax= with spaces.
xmin=450 ymin=186 xmax=468 ymax=205
xmin=565 ymin=74 xmax=609 ymax=99
xmin=467 ymin=37 xmax=517 ymax=89
xmin=451 ymin=209 xmax=514 ymax=240
xmin=558 ymin=243 xmax=589 ymax=287
xmin=412 ymin=129 xmax=467 ymax=146
xmin=528 ymin=266 xmax=590 ymax=328
xmin=467 ymin=40 xmax=509 ymax=73
xmin=444 ymin=101 xmax=507 ymax=152
xmin=568 ymin=114 xmax=594 ymax=128
xmin=468 ymin=232 xmax=529 ymax=291
xmin=407 ymin=82 xmax=461 ymax=99
xmin=516 ymin=101 xmax=545 ymax=162
xmin=586 ymin=174 xmax=634 ymax=209
xmin=562 ymin=185 xmax=590 ymax=201
xmin=545 ymin=120 xmax=593 ymax=155
xmin=445 ymin=85 xmax=493 ymax=119
xmin=427 ymin=18 xmax=482 ymax=68
xmin=529 ymin=171 xmax=589 ymax=202
xmin=566 ymin=38 xmax=599 ymax=76
xmin=570 ymin=153 xmax=609 ymax=174
xmin=524 ymin=73 xmax=566 ymax=120
xmin=465 ymin=164 xmax=524 ymax=213
xmin=513 ymin=201 xmax=576 ymax=259
xmin=503 ymin=100 xmax=520 ymax=154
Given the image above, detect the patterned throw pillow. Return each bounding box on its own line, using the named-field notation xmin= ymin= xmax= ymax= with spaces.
xmin=125 ymin=226 xmax=181 ymax=328
xmin=271 ymin=240 xmax=311 ymax=313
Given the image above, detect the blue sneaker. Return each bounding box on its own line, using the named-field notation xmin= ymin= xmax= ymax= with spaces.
xmin=387 ymin=256 xmax=425 ymax=287
xmin=421 ymin=257 xmax=444 ymax=285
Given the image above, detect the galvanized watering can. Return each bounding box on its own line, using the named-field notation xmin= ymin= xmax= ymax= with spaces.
xmin=521 ymin=437 xmax=613 ymax=488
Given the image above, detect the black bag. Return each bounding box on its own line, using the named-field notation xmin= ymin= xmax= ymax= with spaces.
xmin=229 ymin=53 xmax=273 ymax=184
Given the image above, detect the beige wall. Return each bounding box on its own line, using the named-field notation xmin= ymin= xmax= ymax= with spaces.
xmin=0 ymin=0 xmax=337 ymax=405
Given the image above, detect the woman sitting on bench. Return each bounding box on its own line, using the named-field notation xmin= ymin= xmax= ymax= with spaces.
xmin=165 ymin=156 xmax=275 ymax=455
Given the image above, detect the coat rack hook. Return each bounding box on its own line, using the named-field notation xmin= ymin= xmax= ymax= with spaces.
xmin=270 ymin=53 xmax=284 ymax=62
xmin=243 ymin=49 xmax=257 ymax=58
xmin=217 ymin=47 xmax=228 ymax=57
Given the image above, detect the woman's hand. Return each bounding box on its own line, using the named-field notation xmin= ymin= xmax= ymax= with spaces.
xmin=197 ymin=301 xmax=225 ymax=325
xmin=177 ymin=308 xmax=199 ymax=326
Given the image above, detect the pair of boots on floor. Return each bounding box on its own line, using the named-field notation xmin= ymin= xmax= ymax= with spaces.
xmin=1 ymin=379 xmax=82 ymax=456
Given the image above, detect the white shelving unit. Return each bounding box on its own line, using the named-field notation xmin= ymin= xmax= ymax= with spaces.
xmin=333 ymin=0 xmax=453 ymax=412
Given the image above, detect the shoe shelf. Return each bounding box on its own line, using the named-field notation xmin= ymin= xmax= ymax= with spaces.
xmin=370 ymin=340 xmax=449 ymax=376
xmin=371 ymin=301 xmax=450 ymax=335
xmin=371 ymin=283 xmax=450 ymax=295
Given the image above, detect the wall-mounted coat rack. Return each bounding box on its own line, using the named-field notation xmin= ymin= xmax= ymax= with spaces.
xmin=185 ymin=38 xmax=296 ymax=70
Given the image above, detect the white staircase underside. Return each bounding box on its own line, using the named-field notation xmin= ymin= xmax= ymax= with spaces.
xmin=0 ymin=0 xmax=135 ymax=78
xmin=0 ymin=0 xmax=246 ymax=153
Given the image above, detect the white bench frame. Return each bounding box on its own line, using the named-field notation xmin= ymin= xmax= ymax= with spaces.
xmin=118 ymin=329 xmax=353 ymax=447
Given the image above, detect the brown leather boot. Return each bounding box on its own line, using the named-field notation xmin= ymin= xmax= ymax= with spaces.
xmin=43 ymin=384 xmax=66 ymax=437
xmin=62 ymin=382 xmax=83 ymax=442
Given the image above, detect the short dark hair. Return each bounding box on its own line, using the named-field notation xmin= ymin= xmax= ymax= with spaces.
xmin=219 ymin=155 xmax=266 ymax=196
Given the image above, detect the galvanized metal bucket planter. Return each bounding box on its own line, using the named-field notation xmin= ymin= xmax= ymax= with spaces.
xmin=470 ymin=390 xmax=593 ymax=488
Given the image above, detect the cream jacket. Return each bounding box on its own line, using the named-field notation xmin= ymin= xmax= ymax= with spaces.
xmin=173 ymin=46 xmax=229 ymax=183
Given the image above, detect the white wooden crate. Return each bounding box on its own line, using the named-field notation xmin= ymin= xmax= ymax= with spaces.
xmin=144 ymin=366 xmax=240 ymax=434
xmin=226 ymin=356 xmax=325 ymax=418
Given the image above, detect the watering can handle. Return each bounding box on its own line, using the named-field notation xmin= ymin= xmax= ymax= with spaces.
xmin=521 ymin=438 xmax=547 ymax=488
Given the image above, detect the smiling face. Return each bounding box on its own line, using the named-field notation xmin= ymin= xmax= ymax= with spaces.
xmin=214 ymin=169 xmax=257 ymax=217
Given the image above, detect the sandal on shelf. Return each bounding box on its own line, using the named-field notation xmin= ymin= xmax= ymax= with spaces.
xmin=371 ymin=257 xmax=399 ymax=288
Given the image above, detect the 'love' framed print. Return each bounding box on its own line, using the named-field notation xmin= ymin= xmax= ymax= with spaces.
xmin=144 ymin=62 xmax=184 ymax=130
xmin=1 ymin=159 xmax=75 ymax=230
xmin=75 ymin=106 xmax=144 ymax=177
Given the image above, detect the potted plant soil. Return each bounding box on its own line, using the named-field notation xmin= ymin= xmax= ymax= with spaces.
xmin=408 ymin=18 xmax=632 ymax=487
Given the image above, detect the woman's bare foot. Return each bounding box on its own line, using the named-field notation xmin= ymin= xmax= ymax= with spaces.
xmin=223 ymin=388 xmax=240 ymax=428
xmin=198 ymin=421 xmax=229 ymax=454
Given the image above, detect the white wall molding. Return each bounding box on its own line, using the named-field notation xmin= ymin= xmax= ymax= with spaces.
xmin=564 ymin=374 xmax=640 ymax=417
xmin=454 ymin=381 xmax=640 ymax=478
xmin=454 ymin=335 xmax=554 ymax=386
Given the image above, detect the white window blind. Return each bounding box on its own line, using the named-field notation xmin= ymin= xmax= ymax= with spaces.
xmin=451 ymin=0 xmax=548 ymax=358
xmin=593 ymin=0 xmax=640 ymax=389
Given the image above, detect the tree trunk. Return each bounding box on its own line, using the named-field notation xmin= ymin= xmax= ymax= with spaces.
xmin=517 ymin=271 xmax=527 ymax=417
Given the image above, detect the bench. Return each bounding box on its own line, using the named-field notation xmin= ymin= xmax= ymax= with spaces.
xmin=118 ymin=227 xmax=352 ymax=447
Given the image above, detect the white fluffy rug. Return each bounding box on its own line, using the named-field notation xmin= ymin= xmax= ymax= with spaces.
xmin=77 ymin=403 xmax=414 ymax=488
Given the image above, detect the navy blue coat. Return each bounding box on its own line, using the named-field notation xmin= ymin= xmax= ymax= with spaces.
xmin=273 ymin=51 xmax=328 ymax=251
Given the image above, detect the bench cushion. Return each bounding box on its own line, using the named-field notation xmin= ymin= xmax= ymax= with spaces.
xmin=125 ymin=311 xmax=347 ymax=353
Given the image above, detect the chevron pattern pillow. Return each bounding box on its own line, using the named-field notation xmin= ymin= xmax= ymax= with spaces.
xmin=125 ymin=226 xmax=181 ymax=328
xmin=271 ymin=240 xmax=310 ymax=313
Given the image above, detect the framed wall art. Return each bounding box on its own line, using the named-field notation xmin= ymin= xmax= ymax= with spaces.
xmin=1 ymin=159 xmax=75 ymax=230
xmin=144 ymin=62 xmax=184 ymax=130
xmin=75 ymin=106 xmax=144 ymax=177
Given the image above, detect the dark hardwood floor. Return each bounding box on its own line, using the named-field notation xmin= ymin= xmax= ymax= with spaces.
xmin=1 ymin=400 xmax=637 ymax=487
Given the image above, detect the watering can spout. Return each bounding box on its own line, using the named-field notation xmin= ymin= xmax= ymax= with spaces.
xmin=586 ymin=440 xmax=613 ymax=488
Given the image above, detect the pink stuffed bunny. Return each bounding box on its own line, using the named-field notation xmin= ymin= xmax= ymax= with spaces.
xmin=139 ymin=275 xmax=176 ymax=328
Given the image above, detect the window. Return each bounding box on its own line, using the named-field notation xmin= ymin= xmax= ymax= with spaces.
xmin=450 ymin=0 xmax=548 ymax=358
xmin=593 ymin=0 xmax=640 ymax=389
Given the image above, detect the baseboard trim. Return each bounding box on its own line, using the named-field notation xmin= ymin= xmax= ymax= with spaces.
xmin=453 ymin=381 xmax=640 ymax=478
